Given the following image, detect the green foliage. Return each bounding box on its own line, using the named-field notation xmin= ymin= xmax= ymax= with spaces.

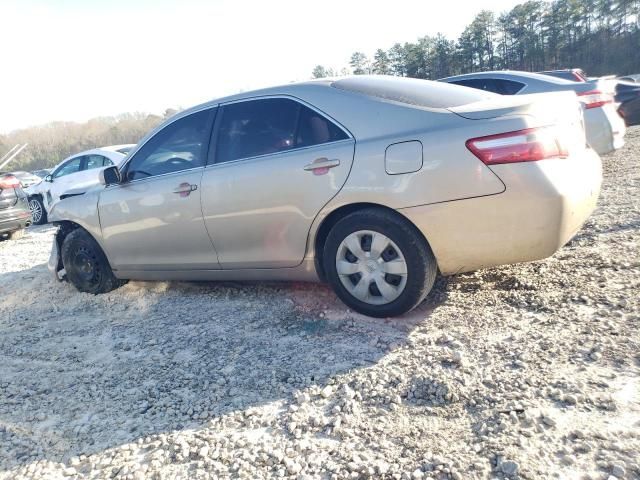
xmin=349 ymin=52 xmax=370 ymax=75
xmin=335 ymin=0 xmax=639 ymax=79
xmin=312 ymin=65 xmax=336 ymax=78
xmin=0 ymin=112 xmax=168 ymax=172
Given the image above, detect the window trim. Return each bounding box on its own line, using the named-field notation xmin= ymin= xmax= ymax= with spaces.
xmin=207 ymin=94 xmax=353 ymax=166
xmin=118 ymin=106 xmax=217 ymax=185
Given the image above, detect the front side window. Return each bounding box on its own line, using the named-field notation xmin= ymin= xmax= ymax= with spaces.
xmin=216 ymin=98 xmax=348 ymax=163
xmin=53 ymin=157 xmax=83 ymax=178
xmin=125 ymin=108 xmax=213 ymax=181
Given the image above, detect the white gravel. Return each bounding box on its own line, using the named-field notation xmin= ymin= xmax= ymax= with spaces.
xmin=1 ymin=128 xmax=639 ymax=479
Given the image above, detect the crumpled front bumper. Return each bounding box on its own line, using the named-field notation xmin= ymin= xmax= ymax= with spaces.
xmin=48 ymin=226 xmax=65 ymax=281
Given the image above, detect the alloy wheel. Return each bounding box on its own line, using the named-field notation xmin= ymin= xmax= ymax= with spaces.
xmin=28 ymin=199 xmax=42 ymax=224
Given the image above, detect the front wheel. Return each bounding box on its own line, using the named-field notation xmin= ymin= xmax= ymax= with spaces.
xmin=323 ymin=209 xmax=437 ymax=318
xmin=28 ymin=197 xmax=47 ymax=225
xmin=61 ymin=228 xmax=126 ymax=294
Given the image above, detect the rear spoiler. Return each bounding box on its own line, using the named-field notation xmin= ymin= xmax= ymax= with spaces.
xmin=447 ymin=91 xmax=580 ymax=121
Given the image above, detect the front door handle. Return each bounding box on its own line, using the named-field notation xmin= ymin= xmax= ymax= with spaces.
xmin=173 ymin=183 xmax=198 ymax=197
xmin=304 ymin=157 xmax=340 ymax=175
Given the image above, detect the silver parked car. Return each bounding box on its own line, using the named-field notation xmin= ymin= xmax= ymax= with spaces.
xmin=48 ymin=76 xmax=602 ymax=317
xmin=439 ymin=70 xmax=626 ymax=155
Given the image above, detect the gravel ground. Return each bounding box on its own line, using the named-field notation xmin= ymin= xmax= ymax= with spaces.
xmin=1 ymin=128 xmax=639 ymax=480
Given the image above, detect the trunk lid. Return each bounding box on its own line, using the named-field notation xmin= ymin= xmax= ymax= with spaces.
xmin=449 ymin=91 xmax=588 ymax=157
xmin=0 ymin=187 xmax=18 ymax=210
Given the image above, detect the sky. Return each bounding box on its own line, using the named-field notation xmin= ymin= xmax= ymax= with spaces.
xmin=0 ymin=0 xmax=521 ymax=133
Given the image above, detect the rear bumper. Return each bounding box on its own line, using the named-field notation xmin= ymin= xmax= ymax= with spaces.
xmin=0 ymin=207 xmax=32 ymax=234
xmin=584 ymin=104 xmax=626 ymax=155
xmin=399 ymin=150 xmax=602 ymax=275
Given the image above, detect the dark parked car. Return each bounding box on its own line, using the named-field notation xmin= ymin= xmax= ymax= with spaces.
xmin=538 ymin=68 xmax=588 ymax=82
xmin=0 ymin=173 xmax=32 ymax=240
xmin=618 ymin=74 xmax=640 ymax=83
xmin=615 ymin=80 xmax=640 ymax=126
xmin=540 ymin=68 xmax=640 ymax=126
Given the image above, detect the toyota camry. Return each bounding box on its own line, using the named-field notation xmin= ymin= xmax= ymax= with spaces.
xmin=48 ymin=76 xmax=602 ymax=317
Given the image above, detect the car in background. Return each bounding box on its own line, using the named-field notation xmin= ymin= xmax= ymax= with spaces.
xmin=0 ymin=173 xmax=32 ymax=240
xmin=25 ymin=144 xmax=135 ymax=224
xmin=618 ymin=74 xmax=640 ymax=83
xmin=439 ymin=70 xmax=626 ymax=155
xmin=32 ymin=168 xmax=51 ymax=178
xmin=612 ymin=79 xmax=640 ymax=127
xmin=9 ymin=170 xmax=42 ymax=188
xmin=48 ymin=76 xmax=601 ymax=318
xmin=539 ymin=68 xmax=588 ymax=82
xmin=540 ymin=69 xmax=640 ymax=127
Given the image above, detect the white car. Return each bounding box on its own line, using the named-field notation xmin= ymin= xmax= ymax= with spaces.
xmin=439 ymin=71 xmax=626 ymax=155
xmin=26 ymin=145 xmax=134 ymax=224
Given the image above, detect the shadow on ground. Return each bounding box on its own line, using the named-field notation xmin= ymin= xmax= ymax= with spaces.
xmin=0 ymin=261 xmax=448 ymax=471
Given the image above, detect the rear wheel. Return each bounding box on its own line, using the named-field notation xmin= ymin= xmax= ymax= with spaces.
xmin=29 ymin=197 xmax=47 ymax=225
xmin=61 ymin=228 xmax=126 ymax=294
xmin=323 ymin=208 xmax=437 ymax=318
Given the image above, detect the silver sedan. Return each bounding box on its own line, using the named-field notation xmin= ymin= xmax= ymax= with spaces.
xmin=49 ymin=76 xmax=602 ymax=317
xmin=439 ymin=70 xmax=626 ymax=155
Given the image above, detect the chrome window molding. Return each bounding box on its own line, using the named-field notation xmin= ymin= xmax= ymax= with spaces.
xmin=105 ymin=166 xmax=205 ymax=188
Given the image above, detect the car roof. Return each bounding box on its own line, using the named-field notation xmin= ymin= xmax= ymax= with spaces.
xmin=175 ymin=75 xmax=493 ymax=116
xmin=440 ymin=70 xmax=578 ymax=85
xmin=99 ymin=144 xmax=136 ymax=153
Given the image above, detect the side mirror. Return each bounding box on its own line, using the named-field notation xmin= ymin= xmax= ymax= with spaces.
xmin=45 ymin=174 xmax=53 ymax=183
xmin=99 ymin=166 xmax=122 ymax=186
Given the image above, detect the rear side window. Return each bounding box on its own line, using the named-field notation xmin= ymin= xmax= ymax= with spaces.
xmin=85 ymin=155 xmax=110 ymax=170
xmin=296 ymin=105 xmax=348 ymax=147
xmin=215 ymin=98 xmax=348 ymax=163
xmin=451 ymin=79 xmax=501 ymax=94
xmin=497 ymin=79 xmax=525 ymax=95
xmin=450 ymin=78 xmax=524 ymax=95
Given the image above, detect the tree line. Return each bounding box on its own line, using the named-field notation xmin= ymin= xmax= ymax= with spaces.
xmin=0 ymin=110 xmax=178 ymax=172
xmin=313 ymin=0 xmax=640 ymax=80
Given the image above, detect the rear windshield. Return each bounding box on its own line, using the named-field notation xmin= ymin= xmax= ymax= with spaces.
xmin=331 ymin=76 xmax=495 ymax=109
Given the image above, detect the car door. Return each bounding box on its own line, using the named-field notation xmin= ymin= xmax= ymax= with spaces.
xmin=76 ymin=154 xmax=114 ymax=190
xmin=200 ymin=97 xmax=355 ymax=269
xmin=98 ymin=107 xmax=220 ymax=271
xmin=48 ymin=156 xmax=84 ymax=205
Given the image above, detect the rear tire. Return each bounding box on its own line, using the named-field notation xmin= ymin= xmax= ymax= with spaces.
xmin=61 ymin=228 xmax=126 ymax=294
xmin=323 ymin=208 xmax=437 ymax=318
xmin=29 ymin=197 xmax=47 ymax=225
xmin=8 ymin=229 xmax=25 ymax=240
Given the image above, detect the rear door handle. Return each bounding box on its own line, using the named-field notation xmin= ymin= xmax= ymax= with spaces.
xmin=173 ymin=183 xmax=198 ymax=197
xmin=304 ymin=157 xmax=340 ymax=174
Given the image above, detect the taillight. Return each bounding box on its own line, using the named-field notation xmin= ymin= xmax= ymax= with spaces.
xmin=577 ymin=89 xmax=613 ymax=109
xmin=466 ymin=127 xmax=568 ymax=166
xmin=0 ymin=175 xmax=21 ymax=189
